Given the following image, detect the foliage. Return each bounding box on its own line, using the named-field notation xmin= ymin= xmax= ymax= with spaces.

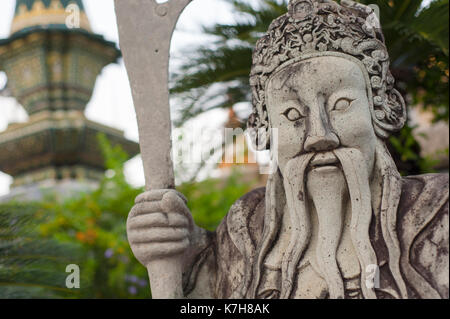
xmin=388 ymin=124 xmax=441 ymax=175
xmin=0 ymin=135 xmax=148 ymax=299
xmin=38 ymin=134 xmax=148 ymax=298
xmin=170 ymin=0 xmax=449 ymax=175
xmin=358 ymin=0 xmax=449 ymax=122
xmin=178 ymin=169 xmax=258 ymax=231
xmin=0 ymin=135 xmax=256 ymax=298
xmin=171 ymin=0 xmax=286 ymax=125
xmin=0 ymin=203 xmax=81 ymax=298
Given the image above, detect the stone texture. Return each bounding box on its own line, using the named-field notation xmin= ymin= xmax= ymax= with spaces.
xmin=121 ymin=0 xmax=449 ymax=299
xmin=181 ymin=174 xmax=448 ymax=299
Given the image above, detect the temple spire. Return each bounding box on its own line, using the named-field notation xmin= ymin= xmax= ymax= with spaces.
xmin=11 ymin=0 xmax=91 ymax=35
xmin=0 ymin=1 xmax=139 ymax=199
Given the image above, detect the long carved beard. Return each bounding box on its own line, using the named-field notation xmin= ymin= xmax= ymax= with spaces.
xmin=280 ymin=153 xmax=314 ymax=298
xmin=281 ymin=147 xmax=378 ymax=299
xmin=306 ymin=163 xmax=348 ymax=299
xmin=334 ymin=148 xmax=378 ymax=299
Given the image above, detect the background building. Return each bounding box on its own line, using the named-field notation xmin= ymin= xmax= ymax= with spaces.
xmin=0 ymin=0 xmax=139 ymax=201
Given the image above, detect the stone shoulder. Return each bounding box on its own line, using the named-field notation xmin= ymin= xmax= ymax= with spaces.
xmin=224 ymin=187 xmax=266 ymax=251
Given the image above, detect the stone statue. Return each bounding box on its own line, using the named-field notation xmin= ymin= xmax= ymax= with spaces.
xmin=126 ymin=0 xmax=449 ymax=299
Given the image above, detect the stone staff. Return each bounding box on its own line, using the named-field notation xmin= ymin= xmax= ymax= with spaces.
xmin=114 ymin=0 xmax=192 ymax=299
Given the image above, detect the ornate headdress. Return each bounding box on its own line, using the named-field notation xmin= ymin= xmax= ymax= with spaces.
xmin=248 ymin=0 xmax=406 ymax=149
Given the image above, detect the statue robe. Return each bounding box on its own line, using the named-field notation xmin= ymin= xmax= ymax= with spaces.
xmin=183 ymin=173 xmax=449 ymax=299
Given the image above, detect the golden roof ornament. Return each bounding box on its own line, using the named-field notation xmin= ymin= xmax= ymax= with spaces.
xmin=11 ymin=0 xmax=91 ymax=35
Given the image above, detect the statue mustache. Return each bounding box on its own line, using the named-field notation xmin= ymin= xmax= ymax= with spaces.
xmin=291 ymin=148 xmax=341 ymax=168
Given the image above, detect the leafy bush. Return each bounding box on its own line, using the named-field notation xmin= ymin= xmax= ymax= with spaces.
xmin=0 ymin=203 xmax=81 ymax=298
xmin=0 ymin=135 xmax=256 ymax=298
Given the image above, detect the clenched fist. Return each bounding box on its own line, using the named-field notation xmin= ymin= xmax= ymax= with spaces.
xmin=127 ymin=189 xmax=194 ymax=266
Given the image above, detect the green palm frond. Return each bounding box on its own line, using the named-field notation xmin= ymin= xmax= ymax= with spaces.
xmin=413 ymin=0 xmax=449 ymax=54
xmin=171 ymin=0 xmax=448 ymax=124
xmin=0 ymin=203 xmax=82 ymax=298
xmin=170 ymin=0 xmax=289 ymax=126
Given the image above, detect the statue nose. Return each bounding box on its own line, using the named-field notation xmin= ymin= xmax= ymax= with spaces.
xmin=303 ymin=99 xmax=340 ymax=152
xmin=304 ymin=133 xmax=340 ymax=152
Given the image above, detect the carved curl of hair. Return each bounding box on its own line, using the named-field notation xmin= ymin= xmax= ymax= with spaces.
xmin=247 ymin=0 xmax=406 ymax=149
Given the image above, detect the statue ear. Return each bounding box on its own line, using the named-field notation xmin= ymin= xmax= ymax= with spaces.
xmin=372 ymin=87 xmax=407 ymax=139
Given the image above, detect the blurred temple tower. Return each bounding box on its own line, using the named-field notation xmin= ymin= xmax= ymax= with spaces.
xmin=0 ymin=0 xmax=139 ymax=201
xmin=218 ymin=108 xmax=267 ymax=188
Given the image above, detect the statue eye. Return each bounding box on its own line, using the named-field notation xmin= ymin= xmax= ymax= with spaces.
xmin=282 ymin=107 xmax=304 ymax=121
xmin=333 ymin=98 xmax=354 ymax=111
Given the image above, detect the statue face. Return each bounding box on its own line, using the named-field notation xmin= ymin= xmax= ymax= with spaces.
xmin=266 ymin=56 xmax=377 ymax=177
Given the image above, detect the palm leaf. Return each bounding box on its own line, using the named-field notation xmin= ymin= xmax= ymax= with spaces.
xmin=0 ymin=203 xmax=82 ymax=298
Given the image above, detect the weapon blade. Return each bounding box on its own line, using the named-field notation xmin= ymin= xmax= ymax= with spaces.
xmin=115 ymin=0 xmax=192 ymax=299
xmin=115 ymin=0 xmax=191 ymax=190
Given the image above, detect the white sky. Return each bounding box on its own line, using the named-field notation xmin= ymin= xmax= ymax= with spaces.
xmin=0 ymin=0 xmax=238 ymax=195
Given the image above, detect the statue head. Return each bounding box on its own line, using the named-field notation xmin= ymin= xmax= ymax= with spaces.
xmin=244 ymin=0 xmax=409 ymax=299
xmin=248 ymin=0 xmax=406 ymax=153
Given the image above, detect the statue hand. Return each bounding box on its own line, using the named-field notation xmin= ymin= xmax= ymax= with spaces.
xmin=127 ymin=189 xmax=193 ymax=267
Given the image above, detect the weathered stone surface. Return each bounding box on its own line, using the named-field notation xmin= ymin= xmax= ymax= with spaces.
xmin=181 ymin=174 xmax=448 ymax=299
xmin=122 ymin=0 xmax=449 ymax=299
